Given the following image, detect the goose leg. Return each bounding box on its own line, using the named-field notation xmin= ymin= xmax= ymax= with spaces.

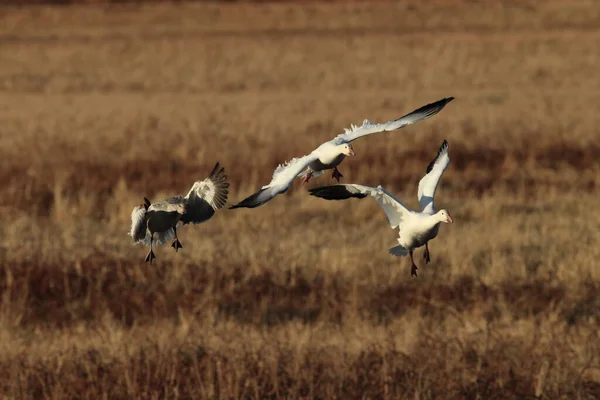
xmin=332 ymin=167 xmax=344 ymax=182
xmin=302 ymin=170 xmax=314 ymax=184
xmin=145 ymin=233 xmax=156 ymax=264
xmin=171 ymin=226 xmax=183 ymax=252
xmin=423 ymin=242 xmax=431 ymax=264
xmin=410 ymin=250 xmax=418 ymax=277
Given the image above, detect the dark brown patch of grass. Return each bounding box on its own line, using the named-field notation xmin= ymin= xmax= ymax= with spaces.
xmin=2 ymin=1 xmax=600 ymax=398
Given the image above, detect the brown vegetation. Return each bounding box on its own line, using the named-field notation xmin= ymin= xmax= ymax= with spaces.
xmin=1 ymin=1 xmax=600 ymax=398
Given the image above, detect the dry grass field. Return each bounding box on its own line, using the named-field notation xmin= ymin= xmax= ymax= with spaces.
xmin=1 ymin=0 xmax=600 ymax=398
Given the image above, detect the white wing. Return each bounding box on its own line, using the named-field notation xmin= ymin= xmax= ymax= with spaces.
xmin=308 ymin=183 xmax=413 ymax=229
xmin=417 ymin=140 xmax=450 ymax=214
xmin=230 ymin=153 xmax=320 ymax=209
xmin=181 ymin=162 xmax=229 ymax=224
xmin=332 ymin=97 xmax=454 ymax=145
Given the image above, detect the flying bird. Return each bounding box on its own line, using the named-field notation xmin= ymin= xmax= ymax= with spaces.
xmin=230 ymin=97 xmax=454 ymax=209
xmin=129 ymin=162 xmax=229 ymax=263
xmin=308 ymin=140 xmax=453 ymax=277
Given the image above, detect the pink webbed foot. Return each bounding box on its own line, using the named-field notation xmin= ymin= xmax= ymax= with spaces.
xmin=302 ymin=170 xmax=314 ymax=184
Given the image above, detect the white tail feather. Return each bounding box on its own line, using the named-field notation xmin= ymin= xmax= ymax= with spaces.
xmin=388 ymin=244 xmax=409 ymax=257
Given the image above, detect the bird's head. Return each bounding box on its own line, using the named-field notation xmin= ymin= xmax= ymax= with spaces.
xmin=338 ymin=143 xmax=355 ymax=156
xmin=436 ymin=209 xmax=453 ymax=224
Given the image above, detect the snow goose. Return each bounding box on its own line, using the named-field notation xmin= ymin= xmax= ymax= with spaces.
xmin=229 ymin=97 xmax=454 ymax=209
xmin=308 ymin=140 xmax=452 ymax=277
xmin=129 ymin=162 xmax=229 ymax=263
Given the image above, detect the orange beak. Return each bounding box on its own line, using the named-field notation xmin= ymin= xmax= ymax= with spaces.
xmin=447 ymin=215 xmax=454 ymax=223
xmin=348 ymin=148 xmax=356 ymax=156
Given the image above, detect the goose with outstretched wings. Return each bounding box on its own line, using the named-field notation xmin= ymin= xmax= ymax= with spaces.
xmin=230 ymin=97 xmax=454 ymax=209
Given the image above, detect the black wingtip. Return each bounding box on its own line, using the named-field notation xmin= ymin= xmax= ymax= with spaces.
xmin=307 ymin=188 xmax=320 ymax=197
xmin=229 ymin=188 xmax=269 ymax=209
xmin=209 ymin=161 xmax=225 ymax=179
xmin=308 ymin=185 xmax=367 ymax=200
xmin=204 ymin=161 xmax=229 ymax=209
xmin=407 ymin=96 xmax=455 ymax=122
xmin=425 ymin=139 xmax=449 ymax=174
xmin=437 ymin=97 xmax=455 ymax=106
xmin=429 ymin=96 xmax=455 ymax=111
xmin=228 ymin=201 xmax=251 ymax=210
xmin=143 ymin=197 xmax=151 ymax=209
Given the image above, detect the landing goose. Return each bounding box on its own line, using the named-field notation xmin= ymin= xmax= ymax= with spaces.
xmin=308 ymin=140 xmax=452 ymax=277
xmin=129 ymin=162 xmax=229 ymax=263
xmin=230 ymin=97 xmax=454 ymax=209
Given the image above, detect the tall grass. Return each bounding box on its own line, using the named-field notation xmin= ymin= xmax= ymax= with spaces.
xmin=1 ymin=1 xmax=599 ymax=398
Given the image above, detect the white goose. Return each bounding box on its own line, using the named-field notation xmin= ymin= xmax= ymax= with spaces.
xmin=308 ymin=140 xmax=453 ymax=277
xmin=129 ymin=162 xmax=229 ymax=263
xmin=230 ymin=97 xmax=454 ymax=209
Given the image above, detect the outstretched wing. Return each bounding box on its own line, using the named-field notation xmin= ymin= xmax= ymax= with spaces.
xmin=180 ymin=162 xmax=230 ymax=225
xmin=332 ymin=97 xmax=454 ymax=145
xmin=417 ymin=140 xmax=450 ymax=214
xmin=308 ymin=184 xmax=413 ymax=229
xmin=230 ymin=153 xmax=319 ymax=209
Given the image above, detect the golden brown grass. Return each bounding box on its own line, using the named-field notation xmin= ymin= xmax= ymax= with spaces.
xmin=1 ymin=1 xmax=600 ymax=398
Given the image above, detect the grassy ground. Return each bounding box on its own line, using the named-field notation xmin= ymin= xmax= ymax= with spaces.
xmin=1 ymin=1 xmax=600 ymax=398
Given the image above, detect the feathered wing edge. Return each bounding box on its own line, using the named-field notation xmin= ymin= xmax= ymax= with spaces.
xmin=425 ymin=139 xmax=449 ymax=175
xmin=202 ymin=161 xmax=230 ymax=210
xmin=333 ymin=97 xmax=455 ymax=144
xmin=230 ymin=154 xmax=318 ymax=209
xmin=417 ymin=139 xmax=450 ymax=213
xmin=178 ymin=162 xmax=230 ymax=225
xmin=229 ymin=187 xmax=273 ymax=209
xmin=395 ymin=96 xmax=455 ymax=126
xmin=307 ymin=184 xmax=369 ymax=200
xmin=309 ymin=184 xmax=410 ymax=229
xmin=267 ymin=155 xmax=317 ymax=187
xmin=310 ymin=184 xmax=412 ymax=252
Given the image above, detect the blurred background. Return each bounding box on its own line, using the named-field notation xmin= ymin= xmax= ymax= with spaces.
xmin=1 ymin=1 xmax=599 ymax=398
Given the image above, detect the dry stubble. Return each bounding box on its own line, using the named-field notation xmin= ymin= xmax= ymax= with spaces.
xmin=0 ymin=1 xmax=600 ymax=398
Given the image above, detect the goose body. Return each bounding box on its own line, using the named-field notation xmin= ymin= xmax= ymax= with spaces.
xmin=309 ymin=140 xmax=452 ymax=277
xmin=230 ymin=97 xmax=454 ymax=209
xmin=129 ymin=162 xmax=229 ymax=263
